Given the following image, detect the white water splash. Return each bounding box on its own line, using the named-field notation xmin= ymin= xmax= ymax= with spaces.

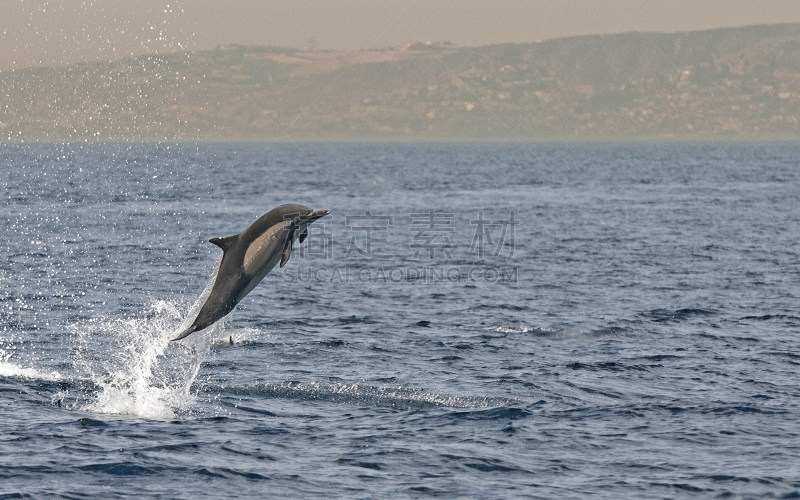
xmin=70 ymin=300 xmax=218 ymax=420
xmin=244 ymin=381 xmax=513 ymax=409
xmin=0 ymin=358 xmax=62 ymax=381
xmin=212 ymin=326 xmax=260 ymax=347
xmin=487 ymin=325 xmax=548 ymax=334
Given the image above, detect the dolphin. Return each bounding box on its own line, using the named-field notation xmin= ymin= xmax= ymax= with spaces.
xmin=172 ymin=204 xmax=329 ymax=341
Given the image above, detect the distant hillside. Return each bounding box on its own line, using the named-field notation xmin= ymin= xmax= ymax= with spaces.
xmin=2 ymin=24 xmax=800 ymax=141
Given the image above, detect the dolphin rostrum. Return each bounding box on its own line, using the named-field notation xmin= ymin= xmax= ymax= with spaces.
xmin=172 ymin=204 xmax=329 ymax=341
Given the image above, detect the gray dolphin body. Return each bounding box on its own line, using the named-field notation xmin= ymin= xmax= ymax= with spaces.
xmin=172 ymin=204 xmax=329 ymax=341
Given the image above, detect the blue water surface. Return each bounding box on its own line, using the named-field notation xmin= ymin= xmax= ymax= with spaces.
xmin=1 ymin=141 xmax=799 ymax=498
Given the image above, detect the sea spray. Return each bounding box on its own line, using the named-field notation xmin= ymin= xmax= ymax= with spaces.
xmin=0 ymin=359 xmax=62 ymax=381
xmin=0 ymin=332 xmax=62 ymax=382
xmin=71 ymin=300 xmax=217 ymax=419
xmin=68 ymin=254 xmax=224 ymax=419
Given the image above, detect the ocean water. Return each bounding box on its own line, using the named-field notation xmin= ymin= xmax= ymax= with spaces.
xmin=1 ymin=141 xmax=799 ymax=499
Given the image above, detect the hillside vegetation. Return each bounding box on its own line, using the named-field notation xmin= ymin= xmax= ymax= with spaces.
xmin=2 ymin=24 xmax=800 ymax=141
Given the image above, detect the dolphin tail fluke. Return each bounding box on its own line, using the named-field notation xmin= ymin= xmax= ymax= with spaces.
xmin=171 ymin=324 xmax=198 ymax=342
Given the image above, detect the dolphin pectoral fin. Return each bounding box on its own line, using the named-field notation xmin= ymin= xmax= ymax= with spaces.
xmin=279 ymin=236 xmax=293 ymax=268
xmin=279 ymin=223 xmax=297 ymax=268
xmin=279 ymin=210 xmax=328 ymax=267
xmin=171 ymin=324 xmax=198 ymax=341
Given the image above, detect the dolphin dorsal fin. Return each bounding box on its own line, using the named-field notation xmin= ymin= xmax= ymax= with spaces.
xmin=209 ymin=235 xmax=239 ymax=252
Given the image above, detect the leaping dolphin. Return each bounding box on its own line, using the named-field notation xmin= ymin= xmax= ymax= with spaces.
xmin=172 ymin=204 xmax=329 ymax=341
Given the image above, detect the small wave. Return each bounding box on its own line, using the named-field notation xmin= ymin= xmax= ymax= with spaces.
xmin=485 ymin=325 xmax=554 ymax=336
xmin=335 ymin=315 xmax=379 ymax=325
xmin=566 ymin=361 xmax=653 ymax=372
xmin=79 ymin=463 xmax=157 ymax=476
xmin=641 ymin=308 xmax=717 ymax=323
xmin=587 ymin=325 xmax=630 ymax=336
xmin=210 ymin=381 xmax=513 ymax=410
xmin=0 ymin=360 xmax=61 ymax=381
xmin=438 ymin=406 xmax=532 ymax=421
xmin=473 ymin=304 xmax=531 ymax=312
xmin=739 ymin=314 xmax=800 ymax=324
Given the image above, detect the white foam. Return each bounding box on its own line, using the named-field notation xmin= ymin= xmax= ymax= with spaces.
xmin=270 ymin=380 xmax=506 ymax=409
xmin=70 ymin=300 xmax=215 ymax=420
xmin=0 ymin=360 xmax=61 ymax=381
xmin=488 ymin=325 xmax=537 ymax=334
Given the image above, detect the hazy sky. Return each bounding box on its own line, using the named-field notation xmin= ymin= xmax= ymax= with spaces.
xmin=2 ymin=0 xmax=800 ymax=70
